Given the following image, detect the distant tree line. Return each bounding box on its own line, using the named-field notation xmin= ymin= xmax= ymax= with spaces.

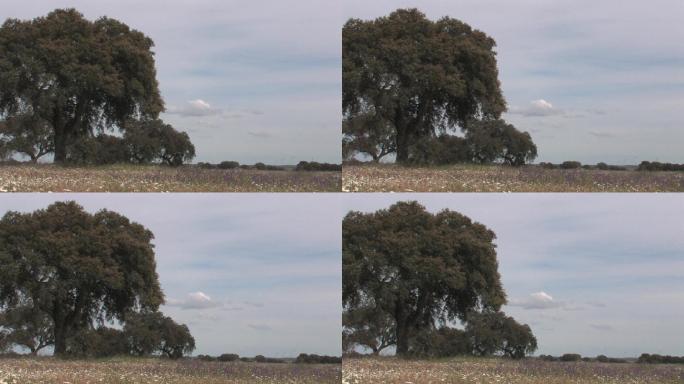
xmin=343 ymin=202 xmax=537 ymax=359
xmin=538 ymin=161 xmax=627 ymax=171
xmin=0 ymin=202 xmax=194 ymax=359
xmin=638 ymin=354 xmax=684 ymax=364
xmin=638 ymin=161 xmax=684 ymax=172
xmin=194 ymin=161 xmax=342 ymax=172
xmin=295 ymin=353 xmax=342 ymax=364
xmin=343 ymin=9 xmax=537 ymax=166
xmin=193 ymin=353 xmax=341 ymax=364
xmin=295 ymin=161 xmax=342 ymax=172
xmin=0 ymin=9 xmax=195 ymax=166
xmin=197 ymin=161 xmax=285 ymax=171
xmin=539 ymin=354 xmax=627 ymax=363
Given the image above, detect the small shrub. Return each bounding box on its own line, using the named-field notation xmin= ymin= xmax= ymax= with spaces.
xmin=560 ymin=353 xmax=582 ymax=362
xmin=217 ymin=353 xmax=239 ymax=362
xmin=218 ymin=161 xmax=240 ymax=169
xmin=197 ymin=162 xmax=216 ymax=169
xmin=539 ymin=162 xmax=557 ymax=169
xmin=560 ymin=161 xmax=582 ymax=169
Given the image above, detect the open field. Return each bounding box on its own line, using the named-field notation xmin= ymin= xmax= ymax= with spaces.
xmin=342 ymin=356 xmax=684 ymax=384
xmin=343 ymin=164 xmax=684 ymax=192
xmin=0 ymin=164 xmax=341 ymax=192
xmin=0 ymin=357 xmax=341 ymax=384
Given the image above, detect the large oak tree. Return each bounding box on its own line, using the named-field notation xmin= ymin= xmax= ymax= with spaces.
xmin=0 ymin=9 xmax=164 ymax=163
xmin=343 ymin=201 xmax=506 ymax=356
xmin=343 ymin=9 xmax=506 ymax=163
xmin=0 ymin=201 xmax=164 ymax=356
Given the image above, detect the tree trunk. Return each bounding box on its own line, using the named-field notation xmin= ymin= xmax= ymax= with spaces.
xmin=53 ymin=129 xmax=68 ymax=164
xmin=53 ymin=323 xmax=67 ymax=356
xmin=395 ymin=322 xmax=410 ymax=356
xmin=395 ymin=129 xmax=410 ymax=164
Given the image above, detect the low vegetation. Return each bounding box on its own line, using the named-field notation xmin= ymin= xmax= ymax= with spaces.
xmin=0 ymin=163 xmax=341 ymax=192
xmin=342 ymin=356 xmax=684 ymax=384
xmin=342 ymin=163 xmax=684 ymax=192
xmin=0 ymin=356 xmax=341 ymax=384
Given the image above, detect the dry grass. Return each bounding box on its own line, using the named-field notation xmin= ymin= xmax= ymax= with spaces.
xmin=343 ymin=164 xmax=684 ymax=192
xmin=0 ymin=357 xmax=341 ymax=384
xmin=0 ymin=164 xmax=341 ymax=192
xmin=342 ymin=356 xmax=684 ymax=384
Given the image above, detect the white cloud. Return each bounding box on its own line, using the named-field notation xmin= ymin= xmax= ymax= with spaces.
xmin=167 ymin=99 xmax=223 ymax=117
xmin=509 ymin=291 xmax=565 ymax=310
xmin=167 ymin=291 xmax=223 ymax=310
xmin=509 ymin=99 xmax=565 ymax=117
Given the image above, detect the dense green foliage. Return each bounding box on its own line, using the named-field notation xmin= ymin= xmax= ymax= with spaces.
xmin=466 ymin=311 xmax=537 ymax=359
xmin=124 ymin=311 xmax=195 ymax=359
xmin=343 ymin=9 xmax=507 ymax=163
xmin=0 ymin=9 xmax=164 ymax=163
xmin=343 ymin=201 xmax=508 ymax=356
xmin=0 ymin=201 xmax=165 ymax=356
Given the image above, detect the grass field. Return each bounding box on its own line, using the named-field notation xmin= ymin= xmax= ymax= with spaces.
xmin=0 ymin=357 xmax=341 ymax=384
xmin=342 ymin=356 xmax=684 ymax=384
xmin=0 ymin=164 xmax=341 ymax=192
xmin=343 ymin=164 xmax=684 ymax=192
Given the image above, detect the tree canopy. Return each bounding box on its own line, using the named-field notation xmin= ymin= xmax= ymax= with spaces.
xmin=0 ymin=8 xmax=164 ymax=162
xmin=343 ymin=201 xmax=506 ymax=355
xmin=466 ymin=310 xmax=537 ymax=359
xmin=0 ymin=201 xmax=164 ymax=356
xmin=125 ymin=311 xmax=195 ymax=359
xmin=466 ymin=119 xmax=537 ymax=166
xmin=343 ymin=9 xmax=506 ymax=163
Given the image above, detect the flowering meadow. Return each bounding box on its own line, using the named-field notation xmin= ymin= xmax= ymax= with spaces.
xmin=342 ymin=357 xmax=684 ymax=384
xmin=0 ymin=164 xmax=341 ymax=192
xmin=0 ymin=357 xmax=341 ymax=384
xmin=343 ymin=164 xmax=684 ymax=192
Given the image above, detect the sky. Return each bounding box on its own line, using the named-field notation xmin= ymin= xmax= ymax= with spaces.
xmin=343 ymin=194 xmax=684 ymax=358
xmin=0 ymin=194 xmax=342 ymax=357
xmin=344 ymin=0 xmax=684 ymax=165
xmin=3 ymin=0 xmax=342 ymax=164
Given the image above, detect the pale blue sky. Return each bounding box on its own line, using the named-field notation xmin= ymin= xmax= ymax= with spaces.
xmin=4 ymin=0 xmax=342 ymax=164
xmin=344 ymin=0 xmax=684 ymax=164
xmin=344 ymin=194 xmax=684 ymax=357
xmin=0 ymin=194 xmax=342 ymax=357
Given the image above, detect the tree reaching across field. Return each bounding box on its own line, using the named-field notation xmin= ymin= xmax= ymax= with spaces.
xmin=343 ymin=112 xmax=396 ymax=162
xmin=0 ymin=303 xmax=54 ymax=355
xmin=343 ymin=9 xmax=507 ymax=163
xmin=0 ymin=201 xmax=164 ymax=356
xmin=343 ymin=303 xmax=396 ymax=355
xmin=0 ymin=114 xmax=54 ymax=162
xmin=343 ymin=201 xmax=507 ymax=356
xmin=0 ymin=8 xmax=164 ymax=163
